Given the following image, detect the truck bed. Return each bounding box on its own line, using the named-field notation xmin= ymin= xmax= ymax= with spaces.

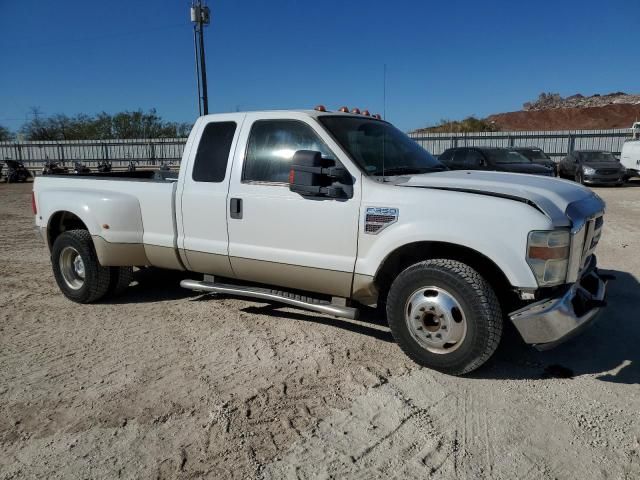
xmin=34 ymin=173 xmax=180 ymax=269
xmin=43 ymin=170 xmax=179 ymax=182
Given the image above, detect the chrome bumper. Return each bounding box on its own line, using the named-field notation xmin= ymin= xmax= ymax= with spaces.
xmin=509 ymin=268 xmax=608 ymax=349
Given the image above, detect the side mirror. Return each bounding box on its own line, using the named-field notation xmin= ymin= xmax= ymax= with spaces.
xmin=289 ymin=150 xmax=347 ymax=198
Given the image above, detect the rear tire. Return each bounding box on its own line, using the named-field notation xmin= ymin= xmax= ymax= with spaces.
xmin=386 ymin=259 xmax=503 ymax=376
xmin=108 ymin=266 xmax=134 ymax=297
xmin=51 ymin=230 xmax=111 ymax=303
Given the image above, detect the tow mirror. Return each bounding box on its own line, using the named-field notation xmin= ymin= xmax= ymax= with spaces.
xmin=289 ymin=150 xmax=347 ymax=198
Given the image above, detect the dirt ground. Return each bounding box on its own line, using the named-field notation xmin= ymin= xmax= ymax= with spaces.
xmin=1 ymin=181 xmax=639 ymax=480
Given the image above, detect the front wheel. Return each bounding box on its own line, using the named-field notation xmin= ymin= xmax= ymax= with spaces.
xmin=386 ymin=259 xmax=503 ymax=375
xmin=574 ymin=170 xmax=584 ymax=184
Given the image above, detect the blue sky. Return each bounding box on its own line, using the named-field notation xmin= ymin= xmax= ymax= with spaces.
xmin=1 ymin=0 xmax=638 ymax=132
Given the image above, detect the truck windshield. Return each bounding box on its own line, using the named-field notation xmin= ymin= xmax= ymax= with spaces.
xmin=485 ymin=149 xmax=531 ymax=164
xmin=519 ymin=149 xmax=550 ymax=160
xmin=580 ymin=152 xmax=617 ymax=162
xmin=319 ymin=116 xmax=445 ymax=176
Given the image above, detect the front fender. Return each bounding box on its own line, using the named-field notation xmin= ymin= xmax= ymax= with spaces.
xmin=356 ymin=187 xmax=556 ymax=289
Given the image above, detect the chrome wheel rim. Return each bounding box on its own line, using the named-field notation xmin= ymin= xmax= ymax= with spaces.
xmin=404 ymin=286 xmax=467 ymax=354
xmin=59 ymin=246 xmax=85 ymax=290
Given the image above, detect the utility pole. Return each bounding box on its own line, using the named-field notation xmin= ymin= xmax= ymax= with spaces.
xmin=191 ymin=1 xmax=211 ymax=115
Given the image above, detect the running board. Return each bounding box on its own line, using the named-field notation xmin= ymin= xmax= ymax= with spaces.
xmin=180 ymin=279 xmax=359 ymax=320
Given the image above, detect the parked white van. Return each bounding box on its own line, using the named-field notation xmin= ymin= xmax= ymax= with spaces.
xmin=621 ymin=140 xmax=640 ymax=178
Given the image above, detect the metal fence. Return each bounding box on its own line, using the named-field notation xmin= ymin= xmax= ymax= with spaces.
xmin=0 ymin=138 xmax=186 ymax=170
xmin=0 ymin=128 xmax=634 ymax=172
xmin=408 ymin=128 xmax=633 ymax=159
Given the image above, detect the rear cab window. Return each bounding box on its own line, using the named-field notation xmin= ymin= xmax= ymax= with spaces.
xmin=192 ymin=122 xmax=237 ymax=182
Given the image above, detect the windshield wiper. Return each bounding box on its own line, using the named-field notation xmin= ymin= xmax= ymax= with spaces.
xmin=371 ymin=166 xmax=446 ymax=176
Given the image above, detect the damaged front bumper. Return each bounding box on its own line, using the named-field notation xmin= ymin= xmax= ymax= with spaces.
xmin=509 ymin=260 xmax=608 ymax=350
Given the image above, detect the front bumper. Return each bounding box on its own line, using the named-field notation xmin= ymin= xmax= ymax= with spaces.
xmin=509 ymin=265 xmax=608 ymax=349
xmin=583 ymin=173 xmax=624 ymax=185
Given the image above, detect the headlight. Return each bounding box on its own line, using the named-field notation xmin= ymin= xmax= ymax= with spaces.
xmin=526 ymin=230 xmax=570 ymax=286
xmin=582 ymin=166 xmax=595 ymax=175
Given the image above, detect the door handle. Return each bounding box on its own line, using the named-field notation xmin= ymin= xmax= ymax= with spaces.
xmin=230 ymin=198 xmax=243 ymax=219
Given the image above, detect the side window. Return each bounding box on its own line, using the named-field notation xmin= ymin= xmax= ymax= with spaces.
xmin=465 ymin=150 xmax=484 ymax=166
xmin=243 ymin=120 xmax=333 ymax=183
xmin=192 ymin=122 xmax=237 ymax=182
xmin=452 ymin=149 xmax=468 ymax=166
xmin=438 ymin=150 xmax=454 ymax=165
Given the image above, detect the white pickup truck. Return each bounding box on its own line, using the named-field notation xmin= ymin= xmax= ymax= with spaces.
xmin=33 ymin=109 xmax=608 ymax=375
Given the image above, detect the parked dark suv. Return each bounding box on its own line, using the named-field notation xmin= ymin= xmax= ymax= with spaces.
xmin=438 ymin=147 xmax=554 ymax=176
xmin=558 ymin=150 xmax=626 ymax=186
xmin=513 ymin=147 xmax=557 ymax=176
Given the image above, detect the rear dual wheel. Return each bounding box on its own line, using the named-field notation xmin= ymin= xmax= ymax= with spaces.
xmin=386 ymin=259 xmax=503 ymax=376
xmin=51 ymin=229 xmax=132 ymax=303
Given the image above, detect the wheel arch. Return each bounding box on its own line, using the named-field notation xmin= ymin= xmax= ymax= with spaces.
xmin=47 ymin=210 xmax=90 ymax=250
xmin=373 ymin=241 xmax=514 ymax=307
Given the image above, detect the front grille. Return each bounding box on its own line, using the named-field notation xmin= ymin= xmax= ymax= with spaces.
xmin=594 ymin=216 xmax=604 ymax=229
xmin=566 ymin=195 xmax=606 ymax=283
xmin=595 ymin=169 xmax=618 ymax=175
xmin=581 ymin=214 xmax=604 ymax=270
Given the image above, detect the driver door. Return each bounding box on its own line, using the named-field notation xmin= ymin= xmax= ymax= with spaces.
xmin=226 ymin=114 xmax=361 ymax=297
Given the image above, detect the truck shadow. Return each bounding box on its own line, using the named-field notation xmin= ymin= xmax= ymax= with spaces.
xmin=239 ymin=304 xmax=395 ymax=343
xmin=474 ymin=269 xmax=640 ymax=384
xmin=107 ymin=267 xmax=638 ymax=384
xmin=103 ymin=268 xmax=198 ymax=304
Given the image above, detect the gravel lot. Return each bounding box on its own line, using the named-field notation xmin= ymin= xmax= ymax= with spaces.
xmin=1 ymin=181 xmax=639 ymax=479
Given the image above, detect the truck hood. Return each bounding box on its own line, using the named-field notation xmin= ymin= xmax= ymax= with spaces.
xmin=396 ymin=170 xmax=600 ymax=226
xmin=492 ymin=162 xmax=552 ymax=175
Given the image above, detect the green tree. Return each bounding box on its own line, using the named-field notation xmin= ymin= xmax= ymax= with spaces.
xmin=21 ymin=109 xmax=192 ymax=140
xmin=414 ymin=116 xmax=499 ymax=134
xmin=0 ymin=125 xmax=12 ymax=141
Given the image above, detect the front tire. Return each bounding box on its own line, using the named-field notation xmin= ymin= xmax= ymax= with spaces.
xmin=386 ymin=259 xmax=502 ymax=375
xmin=51 ymin=230 xmax=111 ymax=303
xmin=574 ymin=170 xmax=584 ymax=184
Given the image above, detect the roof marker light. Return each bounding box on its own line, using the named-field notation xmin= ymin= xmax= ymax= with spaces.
xmin=351 ymin=108 xmax=361 ymax=114
xmin=314 ymin=105 xmax=327 ymax=112
xmin=338 ymin=106 xmax=349 ymax=113
xmin=373 ymin=113 xmax=382 ymax=120
xmin=362 ymin=110 xmax=370 ymax=116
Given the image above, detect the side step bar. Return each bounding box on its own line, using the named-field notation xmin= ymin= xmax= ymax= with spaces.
xmin=180 ymin=279 xmax=359 ymax=320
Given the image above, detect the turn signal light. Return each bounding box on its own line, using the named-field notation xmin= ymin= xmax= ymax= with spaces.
xmin=31 ymin=191 xmax=37 ymax=215
xmin=526 ymin=230 xmax=571 ymax=286
xmin=528 ymin=245 xmax=569 ymax=260
xmin=288 ymin=168 xmax=295 ymax=184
